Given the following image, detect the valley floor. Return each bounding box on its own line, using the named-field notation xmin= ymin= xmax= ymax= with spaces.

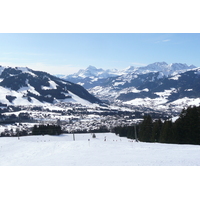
xmin=1 ymin=133 xmax=200 ymax=166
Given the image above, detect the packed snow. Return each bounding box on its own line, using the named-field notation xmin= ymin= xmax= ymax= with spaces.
xmin=1 ymin=133 xmax=200 ymax=166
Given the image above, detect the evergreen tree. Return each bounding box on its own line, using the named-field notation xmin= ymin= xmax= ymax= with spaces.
xmin=175 ymin=107 xmax=189 ymax=143
xmin=138 ymin=115 xmax=153 ymax=142
xmin=159 ymin=120 xmax=173 ymax=143
xmin=174 ymin=106 xmax=200 ymax=144
xmin=127 ymin=126 xmax=134 ymax=139
xmin=151 ymin=119 xmax=162 ymax=142
xmin=32 ymin=124 xmax=62 ymax=136
xmin=185 ymin=106 xmax=200 ymax=144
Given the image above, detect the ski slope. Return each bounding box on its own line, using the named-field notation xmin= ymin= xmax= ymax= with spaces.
xmin=1 ymin=133 xmax=200 ymax=166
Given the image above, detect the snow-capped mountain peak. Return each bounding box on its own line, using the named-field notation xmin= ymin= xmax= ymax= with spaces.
xmin=86 ymin=65 xmax=99 ymax=71
xmin=146 ymin=61 xmax=168 ymax=68
xmin=134 ymin=62 xmax=198 ymax=76
xmin=61 ymin=62 xmax=198 ymax=83
xmin=66 ymin=65 xmax=120 ymax=80
xmin=58 ymin=62 xmax=199 ymax=96
xmin=136 ymin=62 xmax=168 ymax=73
xmin=69 ymin=65 xmax=104 ymax=79
xmin=122 ymin=66 xmax=136 ymax=74
xmin=169 ymin=63 xmax=195 ymax=70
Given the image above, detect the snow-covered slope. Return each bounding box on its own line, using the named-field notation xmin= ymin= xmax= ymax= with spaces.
xmin=1 ymin=132 xmax=200 ymax=166
xmin=0 ymin=65 xmax=101 ymax=106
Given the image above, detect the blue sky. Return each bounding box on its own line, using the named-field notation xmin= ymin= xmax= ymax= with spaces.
xmin=0 ymin=33 xmax=200 ymax=75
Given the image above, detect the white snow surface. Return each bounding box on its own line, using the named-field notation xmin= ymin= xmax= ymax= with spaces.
xmin=18 ymin=79 xmax=41 ymax=95
xmin=41 ymin=80 xmax=58 ymax=90
xmin=1 ymin=133 xmax=200 ymax=166
xmin=171 ymin=97 xmax=200 ymax=107
xmin=58 ymin=91 xmax=92 ymax=106
xmin=0 ymin=81 xmax=91 ymax=106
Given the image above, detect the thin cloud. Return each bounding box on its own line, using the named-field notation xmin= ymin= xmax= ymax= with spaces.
xmin=162 ymin=39 xmax=170 ymax=42
xmin=155 ymin=39 xmax=171 ymax=43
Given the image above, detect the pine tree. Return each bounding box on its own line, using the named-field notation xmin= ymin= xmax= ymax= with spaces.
xmin=159 ymin=120 xmax=173 ymax=143
xmin=182 ymin=106 xmax=200 ymax=144
xmin=173 ymin=106 xmax=200 ymax=144
xmin=139 ymin=115 xmax=153 ymax=142
xmin=127 ymin=126 xmax=134 ymax=139
xmin=185 ymin=106 xmax=200 ymax=144
xmin=151 ymin=119 xmax=162 ymax=142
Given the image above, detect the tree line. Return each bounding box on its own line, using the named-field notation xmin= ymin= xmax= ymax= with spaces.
xmin=32 ymin=124 xmax=62 ymax=136
xmin=113 ymin=105 xmax=200 ymax=145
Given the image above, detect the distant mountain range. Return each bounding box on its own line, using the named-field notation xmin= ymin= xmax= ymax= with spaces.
xmin=58 ymin=62 xmax=197 ymax=89
xmin=1 ymin=62 xmax=199 ymax=115
xmin=58 ymin=62 xmax=200 ymax=113
xmin=0 ymin=65 xmax=101 ymax=106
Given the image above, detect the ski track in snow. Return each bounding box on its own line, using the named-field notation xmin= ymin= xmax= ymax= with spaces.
xmin=0 ymin=133 xmax=200 ymax=166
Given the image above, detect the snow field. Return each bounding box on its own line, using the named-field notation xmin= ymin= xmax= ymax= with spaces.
xmin=1 ymin=133 xmax=200 ymax=166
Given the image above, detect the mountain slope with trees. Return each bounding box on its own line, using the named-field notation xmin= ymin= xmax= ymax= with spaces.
xmin=114 ymin=105 xmax=200 ymax=145
xmin=0 ymin=65 xmax=102 ymax=106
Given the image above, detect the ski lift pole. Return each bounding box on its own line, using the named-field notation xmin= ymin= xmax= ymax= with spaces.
xmin=73 ymin=132 xmax=75 ymax=141
xmin=134 ymin=124 xmax=138 ymax=142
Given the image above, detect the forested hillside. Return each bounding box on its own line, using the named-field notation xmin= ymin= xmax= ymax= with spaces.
xmin=113 ymin=105 xmax=200 ymax=145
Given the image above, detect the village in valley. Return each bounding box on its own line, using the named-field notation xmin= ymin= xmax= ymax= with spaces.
xmin=0 ymin=99 xmax=172 ymax=137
